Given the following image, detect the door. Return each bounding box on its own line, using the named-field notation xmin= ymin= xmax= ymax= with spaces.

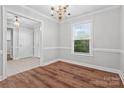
xmin=18 ymin=27 xmax=34 ymax=58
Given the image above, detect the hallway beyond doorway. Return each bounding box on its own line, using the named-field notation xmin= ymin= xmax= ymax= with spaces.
xmin=7 ymin=57 xmax=40 ymax=76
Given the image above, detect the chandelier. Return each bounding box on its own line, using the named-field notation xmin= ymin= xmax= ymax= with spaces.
xmin=51 ymin=5 xmax=71 ymax=20
xmin=14 ymin=16 xmax=20 ymax=27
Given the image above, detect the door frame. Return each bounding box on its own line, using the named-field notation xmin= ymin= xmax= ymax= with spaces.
xmin=2 ymin=6 xmax=44 ymax=80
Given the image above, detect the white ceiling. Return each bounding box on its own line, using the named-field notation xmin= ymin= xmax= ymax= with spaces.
xmin=7 ymin=5 xmax=118 ymax=24
xmin=26 ymin=5 xmax=114 ymax=20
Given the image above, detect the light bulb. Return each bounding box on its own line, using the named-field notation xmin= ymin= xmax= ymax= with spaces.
xmin=14 ymin=21 xmax=20 ymax=27
xmin=14 ymin=16 xmax=20 ymax=27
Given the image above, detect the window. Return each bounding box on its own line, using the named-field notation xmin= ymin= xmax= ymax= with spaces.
xmin=72 ymin=20 xmax=93 ymax=55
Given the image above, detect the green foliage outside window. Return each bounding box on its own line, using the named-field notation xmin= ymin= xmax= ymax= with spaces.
xmin=74 ymin=40 xmax=89 ymax=53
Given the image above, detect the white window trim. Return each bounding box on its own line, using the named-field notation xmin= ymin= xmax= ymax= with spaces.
xmin=71 ymin=20 xmax=94 ymax=56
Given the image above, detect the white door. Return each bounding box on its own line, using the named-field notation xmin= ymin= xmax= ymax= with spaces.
xmin=18 ymin=27 xmax=34 ymax=58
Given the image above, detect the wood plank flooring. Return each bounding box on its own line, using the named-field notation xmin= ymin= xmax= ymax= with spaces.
xmin=0 ymin=61 xmax=123 ymax=88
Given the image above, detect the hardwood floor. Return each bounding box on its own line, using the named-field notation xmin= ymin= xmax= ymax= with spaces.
xmin=0 ymin=61 xmax=123 ymax=88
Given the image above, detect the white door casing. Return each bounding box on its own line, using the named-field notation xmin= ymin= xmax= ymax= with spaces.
xmin=34 ymin=27 xmax=40 ymax=57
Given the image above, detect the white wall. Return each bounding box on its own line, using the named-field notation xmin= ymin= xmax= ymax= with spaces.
xmin=120 ymin=6 xmax=124 ymax=77
xmin=59 ymin=7 xmax=121 ymax=69
xmin=43 ymin=19 xmax=59 ymax=62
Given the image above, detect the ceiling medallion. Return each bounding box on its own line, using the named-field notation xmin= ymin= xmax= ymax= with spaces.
xmin=51 ymin=5 xmax=71 ymax=21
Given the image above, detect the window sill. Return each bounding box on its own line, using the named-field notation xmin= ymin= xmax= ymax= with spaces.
xmin=72 ymin=52 xmax=93 ymax=56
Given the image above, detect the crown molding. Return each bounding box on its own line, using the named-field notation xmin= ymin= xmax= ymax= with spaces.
xmin=61 ymin=5 xmax=121 ymax=23
xmin=20 ymin=5 xmax=59 ymax=23
xmin=18 ymin=6 xmax=121 ymax=24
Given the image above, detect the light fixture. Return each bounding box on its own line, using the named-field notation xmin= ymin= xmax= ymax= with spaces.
xmin=51 ymin=5 xmax=71 ymax=20
xmin=14 ymin=16 xmax=20 ymax=27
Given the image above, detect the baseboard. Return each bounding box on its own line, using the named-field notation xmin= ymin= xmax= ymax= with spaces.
xmin=42 ymin=59 xmax=60 ymax=66
xmin=42 ymin=59 xmax=124 ymax=82
xmin=58 ymin=59 xmax=124 ymax=85
xmin=58 ymin=59 xmax=119 ymax=73
xmin=118 ymin=71 xmax=124 ymax=85
xmin=42 ymin=58 xmax=120 ymax=74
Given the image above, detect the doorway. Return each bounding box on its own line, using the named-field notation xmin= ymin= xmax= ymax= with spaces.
xmin=5 ymin=11 xmax=43 ymax=76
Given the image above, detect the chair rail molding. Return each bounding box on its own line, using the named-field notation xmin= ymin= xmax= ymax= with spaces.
xmin=43 ymin=47 xmax=121 ymax=53
xmin=93 ymin=48 xmax=121 ymax=53
xmin=120 ymin=50 xmax=124 ymax=54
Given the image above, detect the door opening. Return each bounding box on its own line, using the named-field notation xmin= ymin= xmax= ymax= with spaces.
xmin=3 ymin=10 xmax=43 ymax=77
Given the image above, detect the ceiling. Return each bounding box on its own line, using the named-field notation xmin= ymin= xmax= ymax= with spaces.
xmin=26 ymin=5 xmax=114 ymax=20
xmin=7 ymin=5 xmax=118 ymax=24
